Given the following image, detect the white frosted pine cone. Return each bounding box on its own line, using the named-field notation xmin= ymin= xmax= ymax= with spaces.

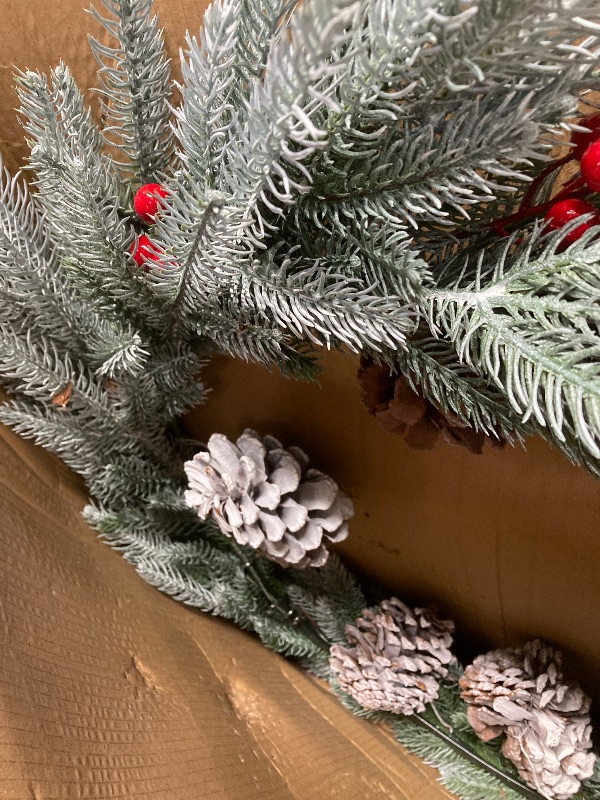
xmin=460 ymin=640 xmax=595 ymax=799
xmin=184 ymin=428 xmax=353 ymax=568
xmin=502 ymin=710 xmax=595 ymax=800
xmin=459 ymin=647 xmax=537 ymax=742
xmin=329 ymin=598 xmax=456 ymax=715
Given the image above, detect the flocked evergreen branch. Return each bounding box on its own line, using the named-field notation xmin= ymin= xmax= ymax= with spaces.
xmin=391 ymin=713 xmax=532 ymax=800
xmin=0 ymin=164 xmax=145 ymax=374
xmin=89 ymin=0 xmax=175 ymax=182
xmin=294 ymin=0 xmax=599 ymax=240
xmin=211 ymin=248 xmax=418 ymax=351
xmin=0 ymin=399 xmax=107 ymax=478
xmin=147 ymin=187 xmax=249 ymax=335
xmin=85 ymin=502 xmax=325 ymax=660
xmin=302 ymin=89 xmax=543 ymax=233
xmin=0 ymin=327 xmax=114 ymax=418
xmin=234 ymin=0 xmax=299 ymax=86
xmin=16 ymin=66 xmax=164 ymax=334
xmin=394 ymin=332 xmax=529 ymax=442
xmin=175 ymin=0 xmax=244 ymax=186
xmin=108 ymin=342 xmax=206 ymax=441
xmin=203 ymin=316 xmax=321 ymax=379
xmin=286 ymin=553 xmax=367 ymax=645
xmin=424 ymin=226 xmax=600 ymax=472
xmin=222 ymin=0 xmax=362 ymax=234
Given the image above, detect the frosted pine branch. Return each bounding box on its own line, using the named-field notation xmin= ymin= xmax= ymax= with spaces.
xmin=223 ymin=0 xmax=362 ymax=237
xmin=394 ymin=333 xmax=528 ymax=442
xmin=16 ymin=66 xmax=164 ymax=334
xmin=215 ymin=250 xmax=418 ymax=351
xmin=175 ymin=0 xmax=243 ymax=186
xmin=424 ymin=229 xmax=600 ymax=467
xmin=89 ymin=0 xmax=175 ymax=182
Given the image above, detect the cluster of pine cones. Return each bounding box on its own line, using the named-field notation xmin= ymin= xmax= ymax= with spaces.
xmin=329 ymin=598 xmax=594 ymax=800
xmin=184 ymin=429 xmax=595 ymax=800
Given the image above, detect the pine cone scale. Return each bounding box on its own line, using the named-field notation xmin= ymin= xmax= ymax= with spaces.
xmin=253 ymin=480 xmax=280 ymax=509
xmin=278 ymin=499 xmax=308 ymax=531
xmin=209 ymin=434 xmax=248 ymax=477
xmin=358 ymin=355 xmax=505 ymax=453
xmin=258 ymin=511 xmax=286 ymax=541
xmin=268 ymin=457 xmax=301 ymax=494
xmin=294 ymin=471 xmax=338 ymax=510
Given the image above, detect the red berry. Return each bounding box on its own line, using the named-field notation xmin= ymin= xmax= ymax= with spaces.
xmin=133 ymin=183 xmax=169 ymax=223
xmin=544 ymin=198 xmax=600 ymax=248
xmin=571 ymin=114 xmax=600 ymax=155
xmin=580 ymin=139 xmax=600 ymax=192
xmin=129 ymin=234 xmax=163 ymax=270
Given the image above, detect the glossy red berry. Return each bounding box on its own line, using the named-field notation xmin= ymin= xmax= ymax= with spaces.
xmin=133 ymin=183 xmax=169 ymax=223
xmin=544 ymin=198 xmax=600 ymax=248
xmin=129 ymin=234 xmax=162 ymax=270
xmin=571 ymin=114 xmax=600 ymax=155
xmin=580 ymin=139 xmax=600 ymax=192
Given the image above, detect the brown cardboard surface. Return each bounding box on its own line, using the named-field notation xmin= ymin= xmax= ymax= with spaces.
xmin=186 ymin=351 xmax=600 ymax=700
xmin=0 ymin=421 xmax=453 ymax=799
xmin=0 ymin=1 xmax=446 ymax=796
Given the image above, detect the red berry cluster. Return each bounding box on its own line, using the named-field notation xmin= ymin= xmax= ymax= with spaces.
xmin=542 ymin=114 xmax=600 ymax=249
xmin=475 ymin=114 xmax=600 ymax=249
xmin=129 ymin=183 xmax=169 ymax=270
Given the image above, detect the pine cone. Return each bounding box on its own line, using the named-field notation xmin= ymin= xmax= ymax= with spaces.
xmin=329 ymin=598 xmax=456 ymax=715
xmin=502 ymin=711 xmax=595 ymax=800
xmin=357 ymin=355 xmax=505 ymax=454
xmin=459 ymin=647 xmax=537 ymax=741
xmin=460 ymin=640 xmax=595 ymax=799
xmin=184 ymin=429 xmax=353 ymax=568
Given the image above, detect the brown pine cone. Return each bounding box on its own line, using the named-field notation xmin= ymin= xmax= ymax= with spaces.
xmin=357 ymin=355 xmax=505 ymax=454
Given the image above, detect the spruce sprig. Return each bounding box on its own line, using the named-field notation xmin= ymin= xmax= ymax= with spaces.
xmin=89 ymin=0 xmax=175 ymax=182
xmin=424 ymin=228 xmax=600 ymax=469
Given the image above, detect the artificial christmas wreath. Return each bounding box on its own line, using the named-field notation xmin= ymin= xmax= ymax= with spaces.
xmin=0 ymin=0 xmax=600 ymax=798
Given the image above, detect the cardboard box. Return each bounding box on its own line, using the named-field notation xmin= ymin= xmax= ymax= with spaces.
xmin=189 ymin=351 xmax=600 ymax=701
xmin=0 ymin=0 xmax=598 ymax=795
